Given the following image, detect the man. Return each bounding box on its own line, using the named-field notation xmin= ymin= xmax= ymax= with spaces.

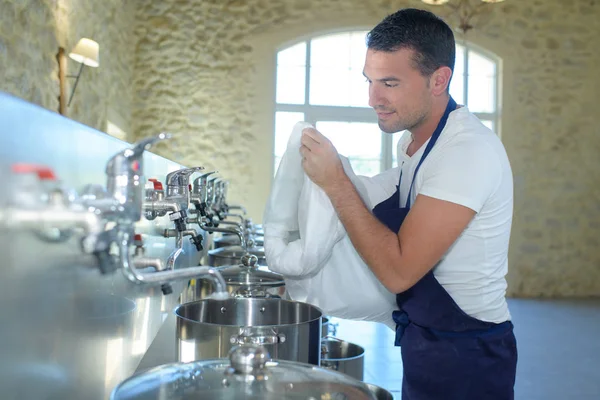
xmin=300 ymin=8 xmax=517 ymax=400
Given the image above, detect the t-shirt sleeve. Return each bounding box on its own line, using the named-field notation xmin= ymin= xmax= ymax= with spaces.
xmin=418 ymin=138 xmax=501 ymax=213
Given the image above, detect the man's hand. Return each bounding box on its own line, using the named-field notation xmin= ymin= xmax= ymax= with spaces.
xmin=300 ymin=127 xmax=348 ymax=193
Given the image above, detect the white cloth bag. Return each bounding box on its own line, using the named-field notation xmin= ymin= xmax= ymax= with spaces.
xmin=264 ymin=122 xmax=400 ymax=330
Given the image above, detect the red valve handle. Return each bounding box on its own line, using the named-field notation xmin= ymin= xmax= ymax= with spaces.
xmin=11 ymin=163 xmax=57 ymax=181
xmin=148 ymin=178 xmax=163 ymax=191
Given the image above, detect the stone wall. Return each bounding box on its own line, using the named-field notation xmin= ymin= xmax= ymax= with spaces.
xmin=132 ymin=0 xmax=600 ymax=297
xmin=2 ymin=0 xmax=599 ymax=297
xmin=0 ymin=0 xmax=137 ymax=134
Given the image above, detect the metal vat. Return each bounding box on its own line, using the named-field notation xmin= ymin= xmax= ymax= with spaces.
xmin=320 ymin=338 xmax=365 ymax=381
xmin=176 ymin=298 xmax=322 ymax=365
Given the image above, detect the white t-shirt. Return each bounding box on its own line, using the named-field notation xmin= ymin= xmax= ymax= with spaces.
xmin=396 ymin=106 xmax=513 ymax=323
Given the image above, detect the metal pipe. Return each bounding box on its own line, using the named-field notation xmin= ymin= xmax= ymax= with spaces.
xmin=119 ymin=231 xmax=228 ymax=296
xmin=199 ymin=223 xmax=246 ymax=250
xmin=218 ymin=220 xmax=243 ymax=230
xmin=223 ymin=213 xmax=245 ymax=224
xmin=0 ymin=207 xmax=104 ymax=235
xmin=143 ymin=199 xmax=181 ymax=214
xmin=227 ymin=204 xmax=247 ymax=215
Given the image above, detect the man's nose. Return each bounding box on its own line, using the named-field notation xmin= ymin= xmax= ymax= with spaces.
xmin=368 ymin=85 xmax=385 ymax=109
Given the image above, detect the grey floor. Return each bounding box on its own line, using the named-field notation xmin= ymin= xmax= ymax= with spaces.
xmin=331 ymin=298 xmax=600 ymax=399
xmin=137 ymin=298 xmax=600 ymax=399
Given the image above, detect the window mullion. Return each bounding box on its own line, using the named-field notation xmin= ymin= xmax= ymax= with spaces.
xmin=382 ymin=131 xmax=393 ymax=171
xmin=304 ymin=40 xmax=311 ymax=107
xmin=463 ymin=47 xmax=469 ymax=107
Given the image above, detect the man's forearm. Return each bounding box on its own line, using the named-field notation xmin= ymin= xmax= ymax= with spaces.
xmin=326 ymin=176 xmax=405 ymax=292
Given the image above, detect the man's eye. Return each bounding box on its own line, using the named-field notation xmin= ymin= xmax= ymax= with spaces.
xmin=384 ymin=82 xmax=397 ymax=88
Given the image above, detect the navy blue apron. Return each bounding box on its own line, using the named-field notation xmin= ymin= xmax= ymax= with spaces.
xmin=372 ymin=97 xmax=517 ymax=399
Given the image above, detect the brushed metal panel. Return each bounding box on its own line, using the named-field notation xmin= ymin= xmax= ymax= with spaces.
xmin=0 ymin=92 xmax=208 ymax=400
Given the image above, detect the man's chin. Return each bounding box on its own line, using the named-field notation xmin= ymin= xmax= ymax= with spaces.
xmin=378 ymin=121 xmax=404 ymax=134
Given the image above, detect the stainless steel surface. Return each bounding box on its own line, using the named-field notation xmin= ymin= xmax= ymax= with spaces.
xmin=192 ymin=254 xmax=286 ymax=299
xmin=321 ymin=338 xmax=365 ymax=381
xmin=366 ymin=383 xmax=394 ymax=400
xmin=0 ymin=91 xmax=208 ymax=400
xmin=165 ymin=166 xmax=203 ymax=202
xmin=207 ymin=245 xmax=266 ymax=266
xmin=214 ymin=233 xmax=264 ymax=248
xmin=200 ymin=222 xmax=247 ymax=249
xmin=112 ymin=344 xmax=377 ymax=400
xmin=176 ymin=298 xmax=322 ymax=365
xmin=322 ymin=316 xmax=339 ymax=337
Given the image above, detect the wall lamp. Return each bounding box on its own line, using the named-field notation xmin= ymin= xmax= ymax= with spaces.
xmin=57 ymin=38 xmax=100 ymax=115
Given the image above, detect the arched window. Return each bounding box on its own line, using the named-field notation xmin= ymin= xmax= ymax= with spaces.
xmin=274 ymin=31 xmax=500 ymax=176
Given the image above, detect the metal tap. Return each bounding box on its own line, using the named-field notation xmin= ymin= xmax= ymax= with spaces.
xmin=199 ymin=221 xmax=247 ymax=251
xmin=160 ymin=166 xmax=203 ymax=232
xmin=120 ymin=230 xmax=229 ymax=298
xmin=84 ymin=133 xmax=171 ymax=222
xmin=164 ymin=228 xmax=204 ymax=252
xmin=82 ymin=133 xmax=171 ymax=272
xmin=0 ymin=164 xmax=105 ymax=246
xmin=189 ymin=171 xmax=217 ymax=225
xmin=0 ymin=133 xmax=169 ymax=274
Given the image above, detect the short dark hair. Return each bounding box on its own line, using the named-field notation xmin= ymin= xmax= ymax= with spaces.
xmin=366 ymin=8 xmax=455 ymax=79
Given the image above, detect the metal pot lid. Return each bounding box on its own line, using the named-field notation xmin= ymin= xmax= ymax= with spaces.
xmin=216 ymin=253 xmax=284 ymax=287
xmin=110 ymin=345 xmax=376 ymax=400
xmin=209 ymin=245 xmax=265 ymax=259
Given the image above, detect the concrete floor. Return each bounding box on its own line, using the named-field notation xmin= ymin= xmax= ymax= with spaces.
xmin=137 ymin=298 xmax=600 ymax=399
xmin=332 ymin=298 xmax=600 ymax=399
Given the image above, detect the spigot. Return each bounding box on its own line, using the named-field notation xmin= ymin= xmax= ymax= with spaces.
xmin=144 ymin=178 xmax=166 ymax=220
xmin=118 ymin=230 xmax=229 ymax=298
xmin=131 ymin=233 xmax=173 ymax=295
xmin=164 ymin=228 xmax=204 ymax=252
xmin=0 ymin=164 xmax=108 ymax=270
xmin=190 ymin=171 xmax=217 ymax=223
xmin=165 ymin=166 xmax=204 ymax=206
xmin=199 ymin=222 xmax=247 ymax=251
xmin=100 ymin=133 xmax=171 ymax=222
xmin=162 ymin=166 xmax=203 ymax=232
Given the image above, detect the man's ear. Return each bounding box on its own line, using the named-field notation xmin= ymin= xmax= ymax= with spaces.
xmin=430 ymin=66 xmax=453 ymax=96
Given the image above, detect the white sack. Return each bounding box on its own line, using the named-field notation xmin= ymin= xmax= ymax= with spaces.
xmin=264 ymin=122 xmax=400 ymax=330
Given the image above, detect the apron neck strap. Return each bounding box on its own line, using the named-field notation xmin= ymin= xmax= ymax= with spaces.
xmin=404 ymin=96 xmax=457 ymax=208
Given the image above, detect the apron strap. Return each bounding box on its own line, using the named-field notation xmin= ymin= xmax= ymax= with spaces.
xmin=403 ymin=96 xmax=457 ymax=208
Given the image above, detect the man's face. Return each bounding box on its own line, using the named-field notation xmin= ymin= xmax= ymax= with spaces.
xmin=363 ymin=48 xmax=432 ymax=134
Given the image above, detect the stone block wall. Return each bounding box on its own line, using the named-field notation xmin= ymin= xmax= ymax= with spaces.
xmin=0 ymin=0 xmax=137 ymax=134
xmin=131 ymin=0 xmax=600 ymax=297
xmin=1 ymin=0 xmax=599 ymax=297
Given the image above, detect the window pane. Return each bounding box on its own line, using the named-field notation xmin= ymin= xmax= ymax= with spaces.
xmin=467 ymin=75 xmax=495 ymax=113
xmin=392 ymin=131 xmax=406 ymax=168
xmin=277 ymin=42 xmax=306 ymax=66
xmin=449 ymin=74 xmax=464 ymax=106
xmin=467 ymin=50 xmax=496 ymax=113
xmin=481 ymin=119 xmax=494 ymax=131
xmin=349 ymin=31 xmax=370 ymax=107
xmin=276 ymin=66 xmax=306 ymax=104
xmin=450 ymin=44 xmax=465 ymax=104
xmin=315 ymin=121 xmax=381 ymax=176
xmin=311 ymin=33 xmax=351 ymax=68
xmin=309 ymin=32 xmax=369 ymax=107
xmin=468 ymin=51 xmax=495 ymax=77
xmin=274 ymin=111 xmax=305 ymax=157
xmin=310 ymin=67 xmax=351 ymax=106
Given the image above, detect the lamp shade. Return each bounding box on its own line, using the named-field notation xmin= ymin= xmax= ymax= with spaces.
xmin=69 ymin=38 xmax=99 ymax=67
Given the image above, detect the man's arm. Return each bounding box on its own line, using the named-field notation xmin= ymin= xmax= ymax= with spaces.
xmin=301 ymin=128 xmax=475 ymax=293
